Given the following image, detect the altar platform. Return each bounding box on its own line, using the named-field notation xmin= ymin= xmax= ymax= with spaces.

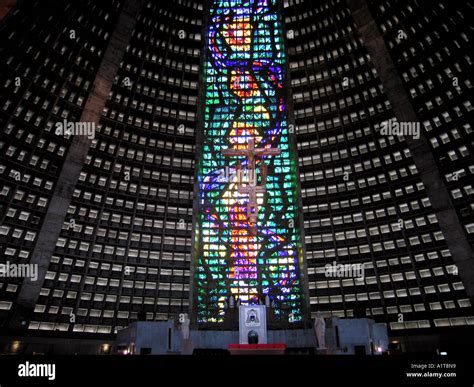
xmin=228 ymin=343 xmax=286 ymax=355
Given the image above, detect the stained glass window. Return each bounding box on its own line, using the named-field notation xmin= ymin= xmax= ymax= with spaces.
xmin=194 ymin=0 xmax=306 ymax=326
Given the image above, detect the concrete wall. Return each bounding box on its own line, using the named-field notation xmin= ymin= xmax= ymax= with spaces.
xmin=190 ymin=330 xmax=239 ymax=349
xmin=190 ymin=329 xmax=316 ymax=349
xmin=115 ymin=322 xmax=317 ymax=353
xmin=10 ymin=0 xmax=145 ymax=329
xmin=268 ymin=329 xmax=316 ymax=348
xmin=334 ymin=318 xmax=372 ymax=354
xmin=115 ymin=319 xmax=388 ymax=355
xmin=0 ymin=336 xmax=113 ymax=355
xmin=331 ymin=318 xmax=389 ymax=354
xmin=347 ymin=0 xmax=474 ymax=303
xmin=116 ymin=321 xmax=178 ymax=354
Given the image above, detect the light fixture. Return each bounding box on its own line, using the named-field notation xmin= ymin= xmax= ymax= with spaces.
xmin=11 ymin=341 xmax=21 ymax=353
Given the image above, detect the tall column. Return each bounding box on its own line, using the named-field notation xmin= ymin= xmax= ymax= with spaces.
xmin=9 ymin=0 xmax=145 ymax=329
xmin=346 ymin=0 xmax=474 ymax=303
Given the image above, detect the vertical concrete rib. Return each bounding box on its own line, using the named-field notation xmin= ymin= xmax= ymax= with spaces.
xmin=346 ymin=0 xmax=474 ymax=302
xmin=9 ymin=0 xmax=144 ymax=328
